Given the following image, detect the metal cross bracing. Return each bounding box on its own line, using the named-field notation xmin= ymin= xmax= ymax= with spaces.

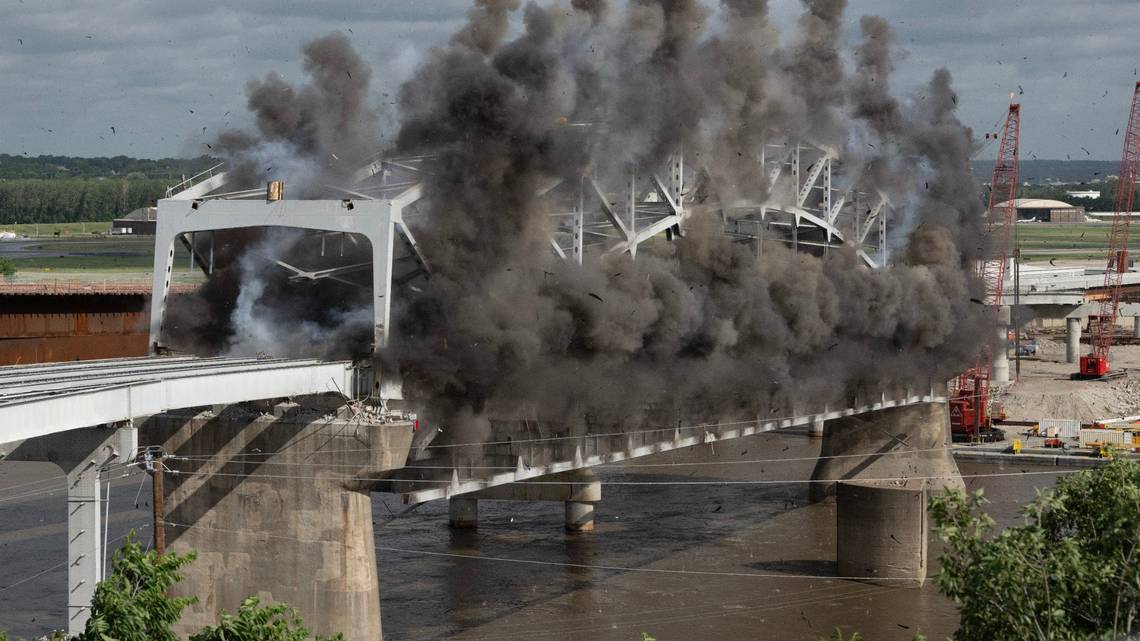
xmin=169 ymin=139 xmax=893 ymax=286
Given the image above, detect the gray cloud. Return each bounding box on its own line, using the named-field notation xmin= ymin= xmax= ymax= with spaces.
xmin=0 ymin=0 xmax=1138 ymax=159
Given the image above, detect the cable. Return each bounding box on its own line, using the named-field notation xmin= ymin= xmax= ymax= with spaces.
xmin=0 ymin=525 xmax=149 ymax=594
xmin=166 ymin=444 xmax=956 ymax=471
xmin=160 ymin=465 xmax=1080 ymax=487
xmin=148 ymin=408 xmax=939 ymax=460
xmin=376 ymin=545 xmax=934 ymax=581
xmin=162 ymin=520 xmax=929 ymax=583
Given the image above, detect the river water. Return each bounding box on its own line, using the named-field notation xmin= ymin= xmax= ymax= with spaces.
xmin=0 ymin=428 xmax=1073 ymax=641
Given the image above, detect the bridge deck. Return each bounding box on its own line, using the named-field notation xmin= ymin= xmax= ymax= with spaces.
xmin=0 ymin=356 xmax=359 ymax=447
xmin=381 ymin=388 xmax=948 ymax=503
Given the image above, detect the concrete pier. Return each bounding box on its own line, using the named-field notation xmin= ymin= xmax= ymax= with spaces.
xmin=809 ymin=402 xmax=962 ymax=503
xmin=808 ymin=415 xmax=825 ymax=438
xmin=1134 ymin=316 xmax=1140 ymax=339
xmin=449 ymin=497 xmax=479 ymax=529
xmin=836 ymin=481 xmax=927 ymax=587
xmin=141 ymin=404 xmax=413 ymax=641
xmin=992 ymin=306 xmax=1010 ymax=384
xmin=565 ymin=501 xmax=595 ymax=532
xmin=1067 ymin=317 xmax=1082 ymax=363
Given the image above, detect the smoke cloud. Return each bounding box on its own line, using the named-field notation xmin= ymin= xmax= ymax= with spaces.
xmin=182 ymin=1 xmax=991 ymax=452
xmin=381 ymin=0 xmax=989 ymax=447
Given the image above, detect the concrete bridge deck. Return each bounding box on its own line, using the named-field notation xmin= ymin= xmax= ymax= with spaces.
xmin=0 ymin=356 xmax=364 ymax=447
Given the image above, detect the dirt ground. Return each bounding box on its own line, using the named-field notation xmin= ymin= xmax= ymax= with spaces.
xmin=995 ymin=333 xmax=1140 ymax=423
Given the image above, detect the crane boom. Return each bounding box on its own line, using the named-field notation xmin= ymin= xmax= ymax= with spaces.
xmin=949 ymin=103 xmax=1019 ymax=441
xmin=982 ymin=104 xmax=1021 ymax=308
xmin=1080 ymin=82 xmax=1140 ymax=378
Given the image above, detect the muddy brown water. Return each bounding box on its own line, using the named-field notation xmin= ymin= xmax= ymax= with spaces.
xmin=0 ymin=430 xmax=1074 ymax=641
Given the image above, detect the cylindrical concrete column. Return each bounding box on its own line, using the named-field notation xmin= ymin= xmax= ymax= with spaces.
xmin=449 ymin=497 xmax=478 ymax=529
xmin=837 ymin=481 xmax=927 ymax=587
xmin=809 ymin=416 xmax=825 ymax=438
xmin=1066 ymin=317 xmax=1081 ymax=364
xmin=992 ymin=306 xmax=1010 ymax=384
xmin=565 ymin=501 xmax=595 ymax=532
xmin=1133 ymin=316 xmax=1140 ymax=339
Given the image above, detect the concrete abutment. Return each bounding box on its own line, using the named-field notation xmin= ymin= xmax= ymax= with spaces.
xmin=140 ymin=405 xmax=413 ymax=641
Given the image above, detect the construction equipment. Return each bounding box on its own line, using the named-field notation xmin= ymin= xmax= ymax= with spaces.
xmin=1078 ymin=82 xmax=1140 ymax=378
xmin=949 ymin=103 xmax=1019 ymax=442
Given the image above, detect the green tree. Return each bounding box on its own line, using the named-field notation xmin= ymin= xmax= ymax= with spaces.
xmin=931 ymin=458 xmax=1140 ymax=641
xmin=76 ymin=534 xmax=197 ymax=641
xmin=190 ymin=598 xmax=344 ymax=641
xmin=0 ymin=256 xmax=15 ymax=279
xmin=1 ymin=530 xmax=345 ymax=641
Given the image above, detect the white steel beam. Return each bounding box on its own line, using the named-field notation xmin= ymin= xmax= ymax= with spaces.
xmin=0 ymin=360 xmax=357 ymax=445
xmin=397 ymin=391 xmax=948 ymax=504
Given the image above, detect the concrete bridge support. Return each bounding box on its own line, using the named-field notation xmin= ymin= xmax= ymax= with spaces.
xmin=1067 ymin=317 xmax=1082 ymax=363
xmin=993 ymin=305 xmax=1011 ymax=384
xmin=457 ymin=469 xmax=601 ymax=532
xmin=449 ymin=497 xmax=479 ymax=529
xmin=1134 ymin=316 xmax=1140 ymax=339
xmin=836 ymin=481 xmax=927 ymax=586
xmin=808 ymin=402 xmax=962 ymax=503
xmin=0 ymin=425 xmax=138 ymax=635
xmin=140 ymin=405 xmax=413 ymax=641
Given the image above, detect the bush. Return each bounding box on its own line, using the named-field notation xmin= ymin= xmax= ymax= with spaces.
xmin=0 ymin=256 xmax=15 ymax=279
xmin=1 ymin=531 xmax=344 ymax=641
xmin=931 ymin=458 xmax=1140 ymax=641
xmin=190 ymin=598 xmax=343 ymax=641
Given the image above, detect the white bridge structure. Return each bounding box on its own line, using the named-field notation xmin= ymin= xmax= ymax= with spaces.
xmin=1 ymin=144 xmax=909 ymax=638
xmin=152 ymin=142 xmax=893 ymax=354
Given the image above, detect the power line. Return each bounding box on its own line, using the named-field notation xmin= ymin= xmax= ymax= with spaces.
xmin=0 ymin=525 xmax=149 ymax=594
xmin=161 ymin=520 xmax=930 ymax=583
xmin=167 ymin=444 xmax=955 ymax=471
xmin=159 ymin=464 xmax=1078 ymax=487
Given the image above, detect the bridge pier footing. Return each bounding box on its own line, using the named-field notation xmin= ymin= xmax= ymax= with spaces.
xmin=141 ymin=406 xmax=412 ymax=641
xmin=564 ymin=501 xmax=595 ymax=532
xmin=836 ymin=481 xmax=927 ymax=586
xmin=449 ymin=497 xmax=479 ymax=529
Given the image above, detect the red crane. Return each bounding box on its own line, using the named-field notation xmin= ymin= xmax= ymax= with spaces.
xmin=1078 ymin=82 xmax=1140 ymax=378
xmin=949 ymin=103 xmax=1020 ymax=441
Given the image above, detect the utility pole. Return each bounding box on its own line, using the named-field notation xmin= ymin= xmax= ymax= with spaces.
xmin=145 ymin=450 xmax=166 ymax=555
xmin=1014 ymin=239 xmax=1021 ymax=382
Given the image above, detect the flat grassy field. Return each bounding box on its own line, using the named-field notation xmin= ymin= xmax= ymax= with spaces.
xmin=0 ymin=237 xmax=194 ymax=273
xmin=1012 ymin=222 xmax=1140 ymax=264
xmin=2 ymin=221 xmax=114 ymax=237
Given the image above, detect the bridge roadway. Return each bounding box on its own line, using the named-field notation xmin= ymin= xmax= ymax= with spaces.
xmin=381 ymin=386 xmax=948 ymax=507
xmin=0 ymin=355 xmax=947 ymax=639
xmin=0 ymin=356 xmax=363 ymax=447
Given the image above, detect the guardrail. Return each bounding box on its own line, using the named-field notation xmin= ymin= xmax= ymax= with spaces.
xmin=0 ymin=280 xmax=198 ymax=296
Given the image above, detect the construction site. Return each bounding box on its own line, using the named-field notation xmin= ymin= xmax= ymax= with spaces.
xmin=2 ymin=2 xmax=1140 ymax=640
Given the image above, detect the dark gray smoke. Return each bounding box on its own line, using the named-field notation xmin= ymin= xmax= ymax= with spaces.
xmin=179 ymin=1 xmax=989 ymax=450
xmin=215 ymin=31 xmax=379 ymax=193
xmin=381 ymin=0 xmax=990 ymax=446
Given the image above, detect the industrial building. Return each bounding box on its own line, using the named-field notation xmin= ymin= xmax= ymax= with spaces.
xmin=110 ymin=206 xmax=157 ymax=235
xmin=994 ymin=198 xmax=1086 ymax=223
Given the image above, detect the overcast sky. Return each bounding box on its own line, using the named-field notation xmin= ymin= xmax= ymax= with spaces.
xmin=0 ymin=0 xmax=1137 ymax=161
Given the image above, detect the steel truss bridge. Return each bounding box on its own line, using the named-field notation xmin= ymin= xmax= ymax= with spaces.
xmin=152 ymin=142 xmax=893 ymax=354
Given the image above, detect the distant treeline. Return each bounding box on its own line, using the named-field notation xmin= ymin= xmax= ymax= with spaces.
xmin=0 ymin=154 xmax=220 ymax=180
xmin=1020 ymin=179 xmax=1140 ymax=213
xmin=0 ymin=179 xmax=168 ymax=224
xmin=0 ymin=154 xmax=224 ymax=224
